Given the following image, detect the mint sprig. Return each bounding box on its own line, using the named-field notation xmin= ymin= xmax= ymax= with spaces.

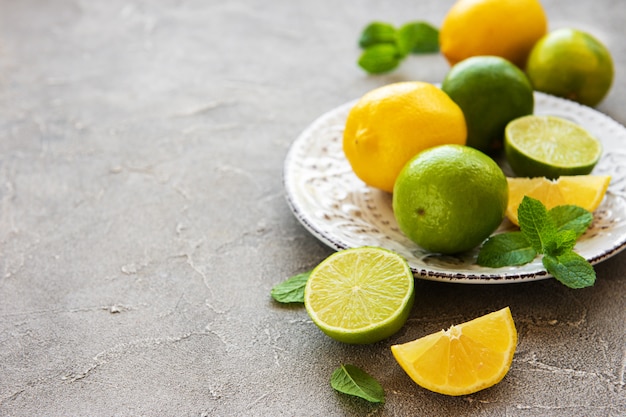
xmin=477 ymin=196 xmax=596 ymax=288
xmin=357 ymin=21 xmax=439 ymax=74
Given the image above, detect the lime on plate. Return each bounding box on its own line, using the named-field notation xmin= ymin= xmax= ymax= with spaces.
xmin=393 ymin=144 xmax=508 ymax=254
xmin=441 ymin=56 xmax=534 ymax=153
xmin=304 ymin=247 xmax=414 ymax=344
xmin=504 ymin=115 xmax=602 ymax=179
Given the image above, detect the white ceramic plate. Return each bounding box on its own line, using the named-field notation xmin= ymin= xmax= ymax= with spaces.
xmin=284 ymin=92 xmax=626 ymax=283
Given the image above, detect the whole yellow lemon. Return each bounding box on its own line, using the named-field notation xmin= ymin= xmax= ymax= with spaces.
xmin=440 ymin=0 xmax=548 ymax=68
xmin=343 ymin=82 xmax=467 ymax=193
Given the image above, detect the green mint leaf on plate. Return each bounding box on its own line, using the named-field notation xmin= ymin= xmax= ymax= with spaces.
xmin=543 ymin=252 xmax=596 ymax=289
xmin=477 ymin=231 xmax=536 ymax=267
xmin=397 ymin=21 xmax=439 ymax=55
xmin=518 ymin=196 xmax=557 ymax=254
xmin=330 ymin=364 xmax=384 ymax=403
xmin=270 ymin=271 xmax=311 ymax=303
xmin=359 ymin=22 xmax=397 ymax=48
xmin=358 ymin=44 xmax=402 ymax=74
xmin=549 ymin=205 xmax=594 ymax=238
xmin=478 ymin=196 xmax=597 ymax=289
xmin=549 ymin=229 xmax=578 ymax=256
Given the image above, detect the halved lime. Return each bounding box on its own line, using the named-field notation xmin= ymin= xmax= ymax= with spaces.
xmin=504 ymin=115 xmax=602 ymax=179
xmin=304 ymin=247 xmax=414 ymax=344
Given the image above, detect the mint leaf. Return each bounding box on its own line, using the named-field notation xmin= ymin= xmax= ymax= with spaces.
xmin=549 ymin=205 xmax=593 ymax=238
xmin=359 ymin=22 xmax=397 ymax=48
xmin=330 ymin=364 xmax=384 ymax=403
xmin=358 ymin=44 xmax=402 ymax=74
xmin=518 ymin=196 xmax=557 ymax=254
xmin=549 ymin=229 xmax=578 ymax=256
xmin=543 ymin=252 xmax=596 ymax=289
xmin=270 ymin=271 xmax=310 ymax=303
xmin=397 ymin=21 xmax=439 ymax=55
xmin=477 ymin=231 xmax=536 ymax=267
xmin=478 ymin=197 xmax=597 ymax=289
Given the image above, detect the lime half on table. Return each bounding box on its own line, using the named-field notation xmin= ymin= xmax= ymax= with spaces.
xmin=304 ymin=247 xmax=414 ymax=344
xmin=504 ymin=115 xmax=602 ymax=179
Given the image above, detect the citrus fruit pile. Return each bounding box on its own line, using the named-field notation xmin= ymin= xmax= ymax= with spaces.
xmin=439 ymin=0 xmax=613 ymax=107
xmin=342 ymin=0 xmax=614 ymax=249
xmin=294 ymin=0 xmax=616 ymax=400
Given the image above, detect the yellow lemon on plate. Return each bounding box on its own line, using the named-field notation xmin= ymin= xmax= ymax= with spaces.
xmin=343 ymin=82 xmax=466 ymax=193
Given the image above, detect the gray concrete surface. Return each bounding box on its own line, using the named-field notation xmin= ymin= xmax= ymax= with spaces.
xmin=0 ymin=0 xmax=624 ymax=416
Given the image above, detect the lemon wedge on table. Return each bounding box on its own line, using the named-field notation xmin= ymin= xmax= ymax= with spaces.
xmin=391 ymin=307 xmax=517 ymax=396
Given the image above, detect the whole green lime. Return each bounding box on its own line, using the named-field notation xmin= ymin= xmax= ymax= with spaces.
xmin=525 ymin=28 xmax=614 ymax=107
xmin=441 ymin=56 xmax=534 ymax=153
xmin=393 ymin=144 xmax=508 ymax=254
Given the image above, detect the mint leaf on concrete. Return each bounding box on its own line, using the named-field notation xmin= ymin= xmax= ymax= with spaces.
xmin=477 ymin=231 xmax=536 ymax=267
xmin=542 ymin=252 xmax=596 ymax=289
xmin=330 ymin=364 xmax=384 ymax=403
xmin=270 ymin=271 xmax=310 ymax=303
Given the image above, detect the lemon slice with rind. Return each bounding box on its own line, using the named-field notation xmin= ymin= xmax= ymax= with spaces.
xmin=506 ymin=175 xmax=611 ymax=225
xmin=304 ymin=247 xmax=414 ymax=345
xmin=391 ymin=307 xmax=517 ymax=396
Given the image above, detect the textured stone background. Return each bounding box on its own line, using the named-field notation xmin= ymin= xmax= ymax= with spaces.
xmin=0 ymin=0 xmax=624 ymax=416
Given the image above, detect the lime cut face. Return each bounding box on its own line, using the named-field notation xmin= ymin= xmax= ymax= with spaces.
xmin=304 ymin=247 xmax=415 ymax=344
xmin=505 ymin=115 xmax=602 ymax=179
